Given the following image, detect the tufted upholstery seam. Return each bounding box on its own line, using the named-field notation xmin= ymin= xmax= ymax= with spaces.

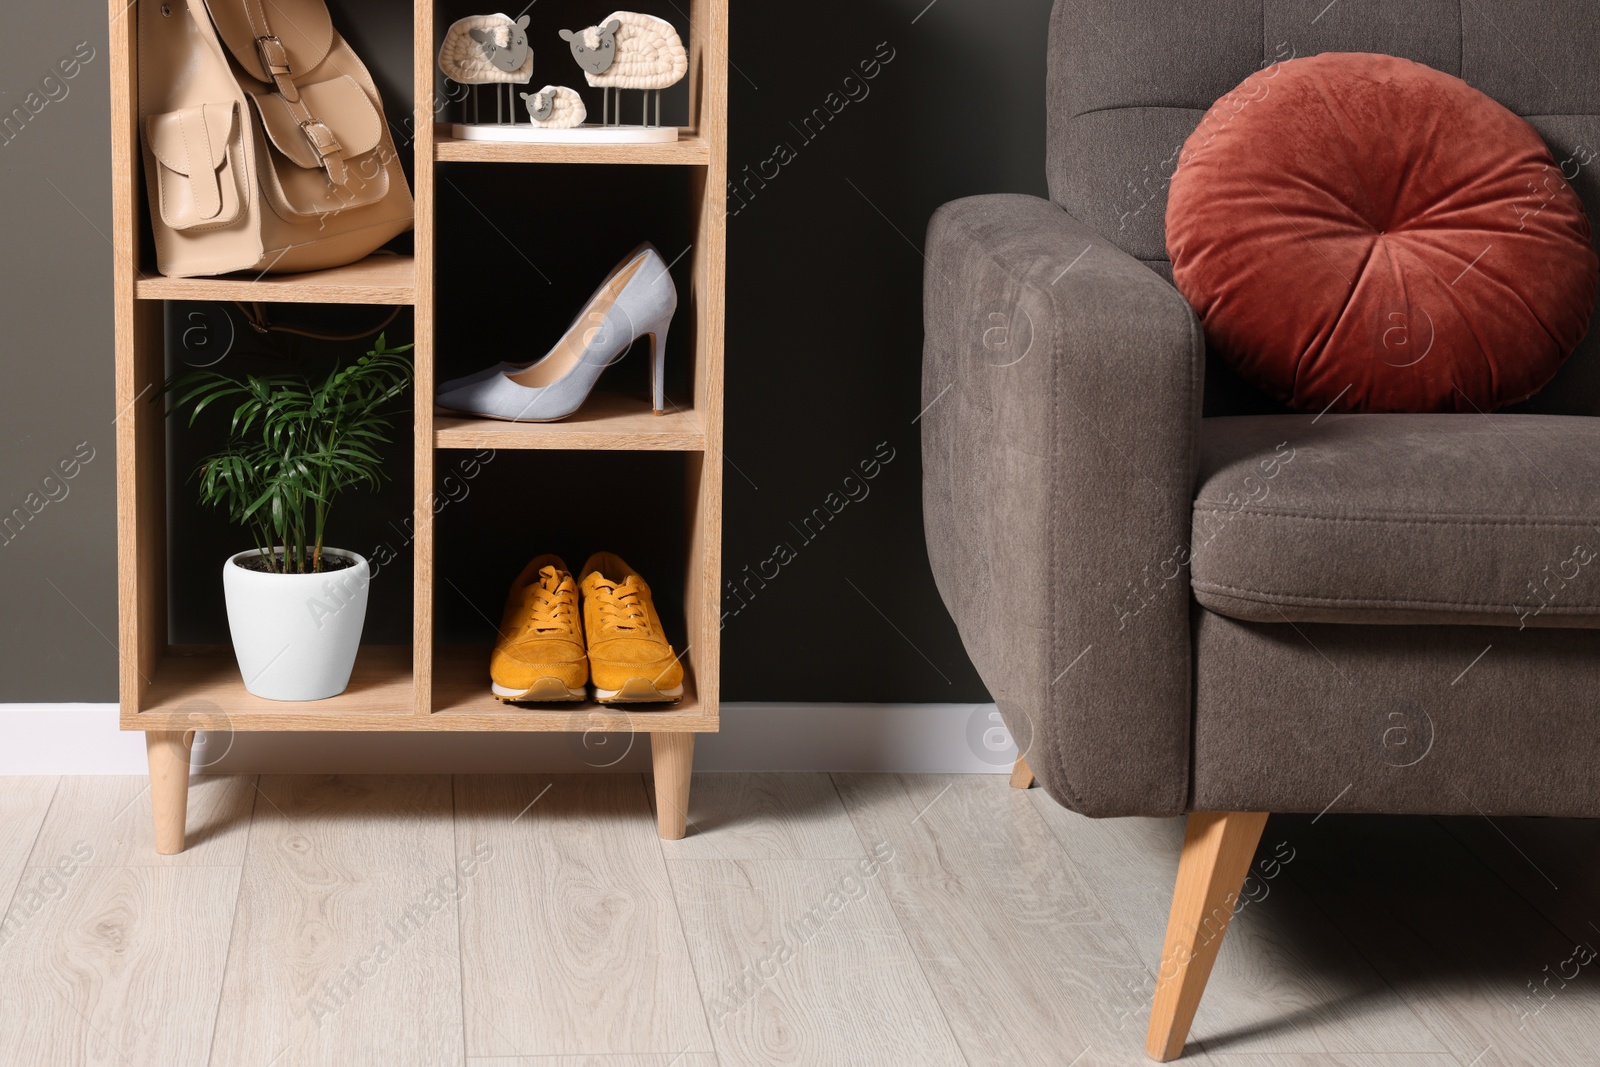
xmin=1192 ymin=506 xmax=1600 ymax=529
xmin=1070 ymin=103 xmax=1208 ymax=121
xmin=1192 ymin=579 xmax=1600 ymax=612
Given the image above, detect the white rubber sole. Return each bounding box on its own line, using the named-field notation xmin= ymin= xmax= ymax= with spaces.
xmin=594 ymin=679 xmax=685 ymax=704
xmin=492 ymin=678 xmax=587 ymax=702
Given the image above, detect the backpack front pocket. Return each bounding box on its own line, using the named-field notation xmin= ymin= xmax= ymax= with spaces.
xmin=145 ymin=102 xmax=246 ymax=231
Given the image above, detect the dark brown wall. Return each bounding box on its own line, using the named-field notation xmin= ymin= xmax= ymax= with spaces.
xmin=0 ymin=0 xmax=1053 ymax=703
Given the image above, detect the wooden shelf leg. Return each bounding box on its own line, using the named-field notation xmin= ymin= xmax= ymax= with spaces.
xmin=1009 ymin=756 xmax=1035 ymax=789
xmin=650 ymin=732 xmax=695 ymax=840
xmin=146 ymin=730 xmax=194 ymax=856
xmin=1145 ymin=810 xmax=1270 ymax=1061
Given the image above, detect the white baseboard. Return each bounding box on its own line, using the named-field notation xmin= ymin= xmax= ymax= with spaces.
xmin=0 ymin=702 xmax=1019 ymax=775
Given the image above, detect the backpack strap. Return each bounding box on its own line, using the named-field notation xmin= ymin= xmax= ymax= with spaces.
xmin=202 ymin=0 xmax=351 ymax=184
xmin=203 ymin=0 xmax=333 ymax=87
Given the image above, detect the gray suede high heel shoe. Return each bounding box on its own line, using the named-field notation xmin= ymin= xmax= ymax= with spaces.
xmin=435 ymin=244 xmax=657 ymax=395
xmin=437 ymin=245 xmax=676 ymax=421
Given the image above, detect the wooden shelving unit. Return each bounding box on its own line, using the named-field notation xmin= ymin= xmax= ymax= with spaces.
xmin=108 ymin=0 xmax=727 ymax=850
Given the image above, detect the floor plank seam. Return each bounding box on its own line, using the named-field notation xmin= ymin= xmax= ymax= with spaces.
xmin=876 ymin=868 xmax=989 ymax=1067
xmin=203 ymin=774 xmax=259 ymax=1067
xmin=1433 ymin=815 xmax=1596 ymax=949
xmin=835 ymin=773 xmax=1017 ymax=1066
xmin=13 ymin=776 xmax=61 ymax=875
xmin=654 ymin=796 xmax=719 ymax=1059
xmin=1021 ymin=788 xmax=1177 ymax=1050
xmin=451 ymin=774 xmax=470 ymax=1067
xmin=0 ymin=774 xmax=63 ymax=1038
xmin=1006 ymin=782 xmax=1157 ymax=1064
xmin=651 ymin=772 xmax=720 ymax=1061
xmin=1280 ymin=850 xmax=1451 ymax=1060
xmin=1285 ymin=816 xmax=1566 ymax=1065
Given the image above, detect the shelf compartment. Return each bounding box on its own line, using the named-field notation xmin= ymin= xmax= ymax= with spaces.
xmin=431 ymin=645 xmax=716 ymax=732
xmin=129 ymin=645 xmax=714 ymax=733
xmin=130 ymin=645 xmax=415 ymax=731
xmin=433 ymin=393 xmax=705 ymax=450
xmin=134 ymin=254 xmax=417 ymax=305
xmin=435 ymin=130 xmax=708 ymax=166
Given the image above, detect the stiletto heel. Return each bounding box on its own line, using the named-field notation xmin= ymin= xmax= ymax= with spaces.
xmin=437 ymin=244 xmax=677 ymax=422
xmin=648 ymin=328 xmax=667 ymax=415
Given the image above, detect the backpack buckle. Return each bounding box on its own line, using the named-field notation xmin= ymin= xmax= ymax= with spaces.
xmin=256 ymin=35 xmax=291 ymax=77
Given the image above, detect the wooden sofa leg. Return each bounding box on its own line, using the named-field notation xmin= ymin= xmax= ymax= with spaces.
xmin=650 ymin=732 xmax=695 ymax=840
xmin=1009 ymin=756 xmax=1035 ymax=789
xmin=146 ymin=730 xmax=194 ymax=856
xmin=1145 ymin=810 xmax=1269 ymax=1061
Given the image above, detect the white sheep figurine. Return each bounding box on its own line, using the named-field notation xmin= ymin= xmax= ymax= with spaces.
xmin=438 ymin=14 xmax=533 ymax=123
xmin=519 ymin=85 xmax=587 ymax=129
xmin=558 ymin=12 xmax=687 ymax=127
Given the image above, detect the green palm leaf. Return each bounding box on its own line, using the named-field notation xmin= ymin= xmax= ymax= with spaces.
xmin=164 ymin=334 xmax=414 ymax=574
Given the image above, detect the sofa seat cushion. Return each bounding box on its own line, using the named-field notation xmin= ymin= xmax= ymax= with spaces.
xmin=1191 ymin=414 xmax=1600 ymax=627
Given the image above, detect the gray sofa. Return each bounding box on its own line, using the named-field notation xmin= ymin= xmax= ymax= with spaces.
xmin=920 ymin=1 xmax=1600 ymax=1059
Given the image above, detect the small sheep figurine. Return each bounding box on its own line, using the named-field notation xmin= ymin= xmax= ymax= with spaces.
xmin=520 ymin=85 xmax=587 ymax=129
xmin=558 ymin=12 xmax=687 ymax=127
xmin=438 ymin=14 xmax=533 ymax=123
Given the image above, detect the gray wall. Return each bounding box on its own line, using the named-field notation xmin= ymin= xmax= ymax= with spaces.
xmin=0 ymin=0 xmax=1053 ymax=703
xmin=0 ymin=3 xmax=118 ymax=700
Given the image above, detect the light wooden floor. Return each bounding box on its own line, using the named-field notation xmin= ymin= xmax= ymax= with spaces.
xmin=1 ymin=773 xmax=1597 ymax=1066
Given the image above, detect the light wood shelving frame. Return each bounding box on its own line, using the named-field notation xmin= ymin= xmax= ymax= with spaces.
xmin=109 ymin=0 xmax=727 ymax=848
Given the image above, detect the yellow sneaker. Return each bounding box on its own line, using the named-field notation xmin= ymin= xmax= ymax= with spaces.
xmin=490 ymin=555 xmax=588 ymax=702
xmin=579 ymin=552 xmax=685 ymax=703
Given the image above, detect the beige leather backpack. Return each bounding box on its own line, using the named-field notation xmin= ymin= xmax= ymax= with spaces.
xmin=138 ymin=0 xmax=414 ymax=278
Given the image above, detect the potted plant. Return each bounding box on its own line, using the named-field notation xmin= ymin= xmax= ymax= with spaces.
xmin=166 ymin=336 xmax=414 ymax=701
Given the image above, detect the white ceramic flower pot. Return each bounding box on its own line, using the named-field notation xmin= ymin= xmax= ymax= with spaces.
xmin=222 ymin=547 xmax=371 ymax=701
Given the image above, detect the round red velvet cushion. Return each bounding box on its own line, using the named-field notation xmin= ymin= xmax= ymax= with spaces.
xmin=1166 ymin=52 xmax=1598 ymax=413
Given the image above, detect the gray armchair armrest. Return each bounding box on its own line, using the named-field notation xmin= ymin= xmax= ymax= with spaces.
xmin=921 ymin=193 xmax=1203 ymax=818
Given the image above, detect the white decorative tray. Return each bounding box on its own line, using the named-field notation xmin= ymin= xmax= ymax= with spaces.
xmin=448 ymin=123 xmax=680 ymax=144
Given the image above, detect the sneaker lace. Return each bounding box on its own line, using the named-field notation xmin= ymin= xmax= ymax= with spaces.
xmin=591 ymin=577 xmax=652 ymax=636
xmin=521 ymin=566 xmax=576 ymax=635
